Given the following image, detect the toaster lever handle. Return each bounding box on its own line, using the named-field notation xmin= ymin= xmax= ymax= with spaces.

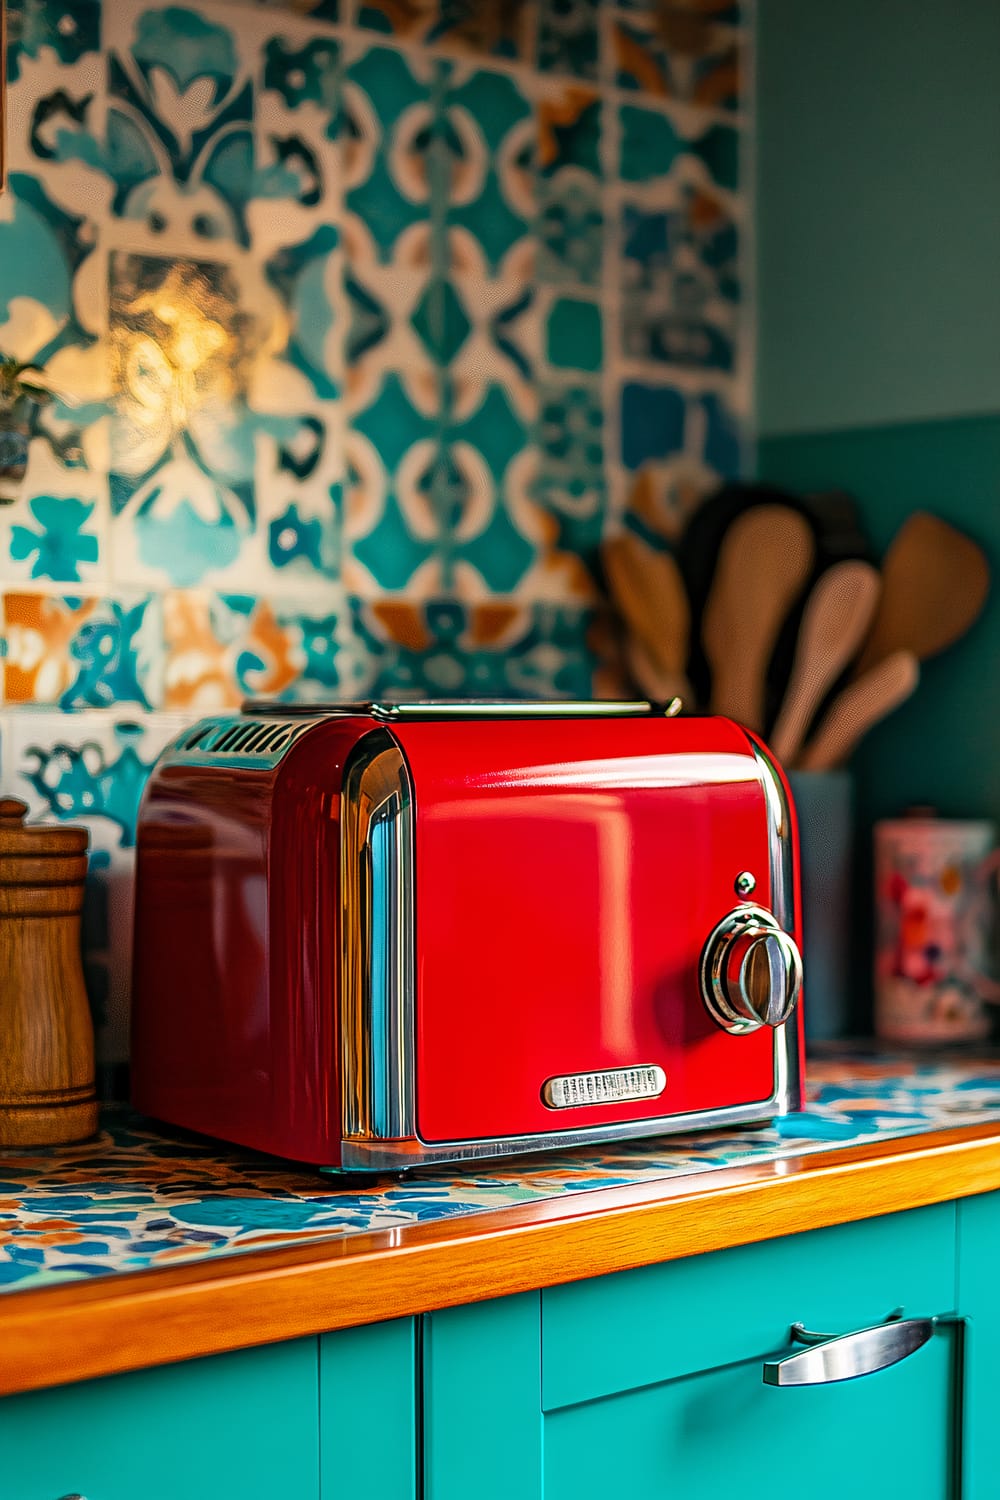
xmin=762 ymin=1313 xmax=939 ymax=1386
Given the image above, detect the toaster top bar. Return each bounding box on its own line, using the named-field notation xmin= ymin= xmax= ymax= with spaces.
xmin=240 ymin=698 xmax=683 ymax=721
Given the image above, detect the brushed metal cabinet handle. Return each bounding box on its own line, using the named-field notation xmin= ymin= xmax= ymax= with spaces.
xmin=762 ymin=1315 xmax=935 ymax=1386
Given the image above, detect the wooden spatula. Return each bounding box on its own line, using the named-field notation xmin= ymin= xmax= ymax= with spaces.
xmin=702 ymin=505 xmax=815 ymax=732
xmin=855 ymin=511 xmax=990 ymax=675
xmin=603 ymin=531 xmax=692 ymax=703
xmin=798 ymin=651 xmax=919 ymax=771
xmin=769 ymin=560 xmax=881 ymax=765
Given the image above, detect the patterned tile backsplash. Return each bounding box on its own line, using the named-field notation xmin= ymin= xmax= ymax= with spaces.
xmin=0 ymin=0 xmax=749 ymax=1075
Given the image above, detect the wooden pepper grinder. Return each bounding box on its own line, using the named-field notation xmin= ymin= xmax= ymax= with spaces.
xmin=0 ymin=798 xmax=98 ymax=1146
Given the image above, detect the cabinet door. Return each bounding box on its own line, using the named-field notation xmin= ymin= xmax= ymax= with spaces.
xmin=544 ymin=1204 xmax=961 ymax=1500
xmin=426 ymin=1206 xmax=962 ymax=1500
xmin=320 ymin=1319 xmax=417 ymax=1500
xmin=0 ymin=1338 xmax=319 ymax=1500
xmin=957 ymin=1188 xmax=1000 ymax=1500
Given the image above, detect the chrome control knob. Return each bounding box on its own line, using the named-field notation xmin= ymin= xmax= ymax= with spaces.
xmin=700 ymin=905 xmax=803 ymax=1035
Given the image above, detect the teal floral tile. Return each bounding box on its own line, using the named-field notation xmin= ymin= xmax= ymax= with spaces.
xmin=613 ymin=3 xmax=742 ymax=113
xmin=6 ymin=496 xmax=102 ymax=583
xmin=264 ymin=227 xmax=343 ymax=401
xmin=619 ymin=101 xmax=738 ymax=193
xmin=614 ymin=384 xmax=746 ymax=525
xmin=2 ymin=591 xmax=162 ymax=714
xmin=436 ymin=277 xmax=536 ymax=411
xmin=1 ymin=592 xmax=163 ymax=712
xmin=441 ymin=378 xmax=540 ymax=596
xmin=258 ymin=413 xmax=344 ymax=585
xmin=346 ymin=364 xmax=541 ymax=600
xmin=533 ymin=382 xmax=607 ymax=579
xmin=537 ymin=177 xmax=603 ymax=286
xmin=5 ymin=0 xmax=101 ymax=83
xmin=107 ymin=252 xmax=259 ymax=588
xmin=29 ymin=714 xmax=189 ymax=855
xmin=0 ymin=174 xmax=105 ymax=464
xmin=439 ymin=66 xmax=535 ymax=280
xmin=355 ymin=0 xmax=533 ymax=61
xmin=163 ymin=589 xmax=368 ymax=708
xmin=356 ymin=597 xmax=601 ymax=698
xmin=343 ymin=368 xmax=441 ymax=596
xmin=621 ymin=184 xmax=739 ymax=371
xmin=262 ymin=31 xmax=342 ymax=127
xmin=537 ymin=85 xmax=603 ymax=286
xmin=539 ymin=84 xmax=601 ymax=179
xmin=342 ymin=43 xmax=438 ymax=272
xmin=105 ymin=2 xmax=255 ymax=243
xmin=537 ymin=0 xmax=599 ymax=82
xmin=543 ymin=292 xmax=603 ymax=375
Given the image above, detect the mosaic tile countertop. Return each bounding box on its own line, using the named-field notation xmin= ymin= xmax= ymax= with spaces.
xmin=4 ymin=1053 xmax=1000 ymax=1295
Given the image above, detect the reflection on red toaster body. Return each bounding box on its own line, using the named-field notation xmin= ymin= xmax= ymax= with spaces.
xmin=132 ymin=704 xmax=805 ymax=1170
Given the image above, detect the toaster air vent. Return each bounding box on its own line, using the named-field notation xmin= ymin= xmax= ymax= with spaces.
xmin=164 ymin=716 xmax=318 ymax=768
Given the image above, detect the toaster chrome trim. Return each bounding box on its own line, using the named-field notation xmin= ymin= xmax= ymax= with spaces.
xmin=334 ymin=732 xmax=800 ymax=1173
xmin=246 ymin=698 xmax=681 ymax=721
xmin=340 ymin=730 xmax=416 ymax=1144
xmin=338 ymin=1087 xmax=789 ymax=1171
xmin=751 ymin=741 xmax=802 ymax=1114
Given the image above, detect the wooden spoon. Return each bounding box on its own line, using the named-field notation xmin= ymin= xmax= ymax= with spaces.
xmin=798 ymin=651 xmax=919 ymax=771
xmin=602 ymin=531 xmax=692 ymax=702
xmin=855 ymin=511 xmax=990 ymax=675
xmin=769 ymin=560 xmax=881 ymax=765
xmin=702 ymin=505 xmax=815 ymax=732
xmin=625 ymin=636 xmax=689 ymax=708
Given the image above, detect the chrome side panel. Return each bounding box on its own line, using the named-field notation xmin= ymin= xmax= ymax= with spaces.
xmin=340 ymin=730 xmax=416 ymax=1144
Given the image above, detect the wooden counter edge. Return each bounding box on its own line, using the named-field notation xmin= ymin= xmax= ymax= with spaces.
xmin=3 ymin=1120 xmax=1000 ymax=1398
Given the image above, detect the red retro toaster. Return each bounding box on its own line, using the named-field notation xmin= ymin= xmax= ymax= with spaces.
xmin=132 ymin=701 xmax=804 ymax=1170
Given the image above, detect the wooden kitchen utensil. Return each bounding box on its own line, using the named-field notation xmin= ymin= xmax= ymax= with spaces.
xmin=602 ymin=530 xmax=692 ymax=704
xmin=702 ymin=504 xmax=815 ymax=732
xmin=0 ymin=798 xmax=97 ymax=1146
xmin=855 ymin=511 xmax=990 ymax=676
xmin=798 ymin=651 xmax=919 ymax=772
xmin=769 ymin=559 xmax=881 ymax=765
xmin=625 ymin=635 xmax=688 ymax=707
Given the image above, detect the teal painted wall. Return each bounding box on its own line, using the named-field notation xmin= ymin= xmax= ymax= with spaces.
xmin=756 ymin=2 xmax=1000 ymax=1026
xmin=756 ymin=0 xmax=1000 ymax=437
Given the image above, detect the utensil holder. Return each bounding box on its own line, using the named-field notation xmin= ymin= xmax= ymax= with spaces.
xmin=788 ymin=771 xmax=854 ymax=1043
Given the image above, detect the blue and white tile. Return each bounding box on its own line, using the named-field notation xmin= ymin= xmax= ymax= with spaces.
xmin=0 ymin=444 xmax=108 ymax=587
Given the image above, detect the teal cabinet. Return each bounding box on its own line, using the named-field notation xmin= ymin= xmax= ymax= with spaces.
xmin=0 ymin=1338 xmax=320 ymax=1500
xmin=321 ymin=1319 xmax=418 ymax=1500
xmin=427 ymin=1205 xmax=965 ymax=1500
xmin=0 ymin=1319 xmax=420 ymax=1500
xmin=8 ymin=1195 xmax=1000 ymax=1500
xmin=958 ymin=1190 xmax=1000 ymax=1500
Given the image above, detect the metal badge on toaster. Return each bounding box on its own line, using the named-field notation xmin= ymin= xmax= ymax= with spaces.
xmin=131 ymin=701 xmax=805 ymax=1170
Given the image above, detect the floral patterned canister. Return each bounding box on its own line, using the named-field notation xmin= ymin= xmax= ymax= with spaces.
xmin=875 ymin=816 xmax=998 ymax=1044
